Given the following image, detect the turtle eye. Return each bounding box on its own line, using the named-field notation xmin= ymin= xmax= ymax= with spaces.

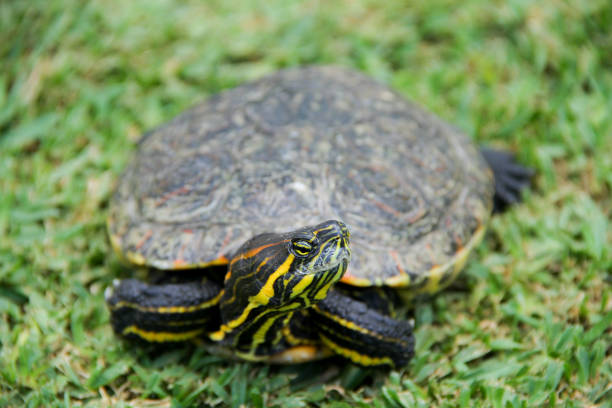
xmin=290 ymin=239 xmax=315 ymax=258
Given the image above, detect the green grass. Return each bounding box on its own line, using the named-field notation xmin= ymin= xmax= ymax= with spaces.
xmin=1 ymin=0 xmax=611 ymax=406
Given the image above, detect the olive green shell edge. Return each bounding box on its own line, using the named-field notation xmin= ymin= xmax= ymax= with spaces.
xmin=109 ymin=213 xmax=488 ymax=293
xmin=340 ymin=221 xmax=488 ymax=292
xmin=107 ymin=218 xmax=229 ymax=270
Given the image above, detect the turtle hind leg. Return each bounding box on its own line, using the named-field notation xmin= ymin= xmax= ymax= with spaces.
xmin=312 ymin=290 xmax=414 ymax=368
xmin=105 ymin=278 xmax=222 ymax=342
xmin=480 ymin=147 xmax=534 ymax=212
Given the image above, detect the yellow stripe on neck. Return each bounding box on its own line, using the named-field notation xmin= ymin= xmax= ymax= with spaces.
xmin=253 ymin=253 xmax=295 ymax=303
xmin=314 ymin=265 xmax=345 ymax=300
xmin=250 ymin=313 xmax=284 ymax=351
xmin=289 ymin=274 xmax=314 ymax=300
xmin=210 ymin=254 xmax=295 ymax=342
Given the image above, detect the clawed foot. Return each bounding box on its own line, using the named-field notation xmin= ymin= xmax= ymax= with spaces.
xmin=480 ymin=147 xmax=534 ymax=212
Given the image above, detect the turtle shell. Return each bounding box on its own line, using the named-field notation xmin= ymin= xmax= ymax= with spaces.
xmin=108 ymin=66 xmax=494 ymax=292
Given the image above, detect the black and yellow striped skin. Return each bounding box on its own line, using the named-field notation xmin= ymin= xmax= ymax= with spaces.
xmin=312 ymin=290 xmax=413 ymax=367
xmin=106 ymin=220 xmax=414 ymax=367
xmin=210 ymin=220 xmax=351 ymax=360
xmin=106 ymin=278 xmax=223 ymax=343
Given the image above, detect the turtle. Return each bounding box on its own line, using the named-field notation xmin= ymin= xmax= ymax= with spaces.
xmin=105 ymin=66 xmax=532 ymax=367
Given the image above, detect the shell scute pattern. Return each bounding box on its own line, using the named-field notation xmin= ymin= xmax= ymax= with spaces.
xmin=109 ymin=67 xmax=494 ymax=287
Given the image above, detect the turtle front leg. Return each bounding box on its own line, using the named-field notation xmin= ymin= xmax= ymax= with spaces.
xmin=312 ymin=289 xmax=414 ymax=367
xmin=106 ymin=278 xmax=222 ymax=342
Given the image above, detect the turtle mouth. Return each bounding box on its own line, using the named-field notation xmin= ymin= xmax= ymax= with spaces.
xmin=296 ymin=250 xmax=350 ymax=276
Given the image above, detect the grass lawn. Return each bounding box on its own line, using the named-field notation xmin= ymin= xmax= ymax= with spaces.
xmin=1 ymin=0 xmax=611 ymax=406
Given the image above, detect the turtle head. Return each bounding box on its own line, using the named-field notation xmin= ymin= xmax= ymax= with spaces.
xmin=285 ymin=220 xmax=351 ymax=290
xmin=212 ymin=220 xmax=350 ymax=349
xmin=225 ymin=220 xmax=350 ymax=308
